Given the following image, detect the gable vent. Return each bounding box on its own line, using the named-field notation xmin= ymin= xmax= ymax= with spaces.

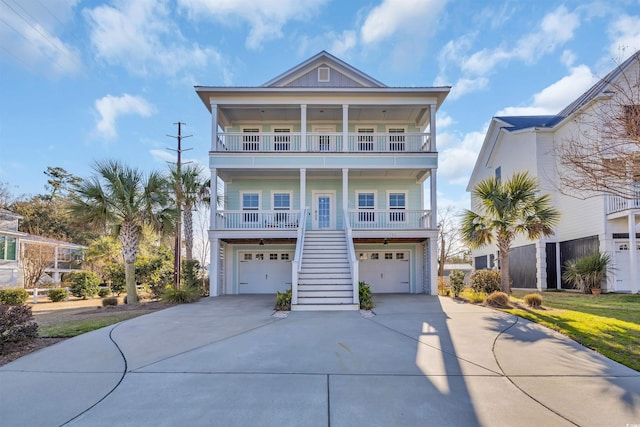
xmin=318 ymin=67 xmax=330 ymax=82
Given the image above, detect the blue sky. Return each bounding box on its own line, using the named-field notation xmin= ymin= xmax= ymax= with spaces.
xmin=1 ymin=0 xmax=640 ymax=212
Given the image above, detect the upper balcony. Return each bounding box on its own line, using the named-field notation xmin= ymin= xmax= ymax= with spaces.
xmin=606 ymin=194 xmax=640 ymax=216
xmin=214 ymin=132 xmax=432 ymax=153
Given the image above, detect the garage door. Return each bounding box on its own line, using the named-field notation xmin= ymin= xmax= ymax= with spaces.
xmin=614 ymin=242 xmax=638 ymax=292
xmin=239 ymin=251 xmax=292 ymax=294
xmin=358 ymin=251 xmax=410 ymax=293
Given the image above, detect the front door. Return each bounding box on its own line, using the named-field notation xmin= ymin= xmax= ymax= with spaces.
xmin=313 ymin=192 xmax=335 ymax=229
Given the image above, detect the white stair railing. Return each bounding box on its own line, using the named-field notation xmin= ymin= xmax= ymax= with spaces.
xmin=291 ymin=207 xmax=308 ymax=305
xmin=344 ymin=209 xmax=360 ymax=306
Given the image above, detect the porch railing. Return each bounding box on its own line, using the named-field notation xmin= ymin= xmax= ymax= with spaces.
xmin=291 ymin=208 xmax=308 ymax=305
xmin=347 ymin=209 xmax=431 ymax=229
xmin=606 ymin=195 xmax=640 ymax=214
xmin=215 ymin=210 xmax=302 ymax=230
xmin=215 ymin=132 xmax=431 ymax=153
xmin=344 ymin=210 xmax=359 ymax=305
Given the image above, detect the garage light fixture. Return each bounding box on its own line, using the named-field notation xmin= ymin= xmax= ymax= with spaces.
xmin=259 ymin=239 xmax=264 ymax=246
xmin=383 ymin=238 xmax=388 ymax=246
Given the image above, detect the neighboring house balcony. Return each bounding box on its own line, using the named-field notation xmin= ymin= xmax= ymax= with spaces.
xmin=606 ymin=194 xmax=640 ymax=217
xmin=214 ymin=132 xmax=432 ymax=153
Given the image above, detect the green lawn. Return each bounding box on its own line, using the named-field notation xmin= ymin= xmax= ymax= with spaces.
xmin=507 ymin=290 xmax=640 ymax=371
xmin=38 ymin=312 xmax=150 ymax=338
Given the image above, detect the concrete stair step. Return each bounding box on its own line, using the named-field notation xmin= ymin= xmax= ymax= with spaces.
xmin=291 ymin=304 xmax=359 ymax=311
xmin=297 ymin=297 xmax=355 ymax=305
xmin=298 ymin=290 xmax=353 ymax=298
xmin=298 ymin=284 xmax=353 ymax=291
xmin=298 ymin=278 xmax=353 ymax=285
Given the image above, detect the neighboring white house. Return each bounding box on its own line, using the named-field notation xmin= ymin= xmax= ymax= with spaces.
xmin=467 ymin=50 xmax=640 ymax=294
xmin=195 ymin=51 xmax=449 ymax=309
xmin=0 ymin=208 xmax=85 ymax=289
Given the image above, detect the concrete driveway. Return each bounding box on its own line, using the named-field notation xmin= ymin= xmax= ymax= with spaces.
xmin=1 ymin=295 xmax=639 ymax=427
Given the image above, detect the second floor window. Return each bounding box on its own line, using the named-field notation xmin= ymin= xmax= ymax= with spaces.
xmin=242 ymin=193 xmax=259 ymax=222
xmin=358 ymin=192 xmax=375 ymax=222
xmin=389 ymin=192 xmax=406 ymax=222
xmin=0 ymin=236 xmax=17 ymax=261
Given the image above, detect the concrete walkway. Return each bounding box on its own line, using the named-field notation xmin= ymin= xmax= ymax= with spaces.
xmin=1 ymin=295 xmax=639 ymax=427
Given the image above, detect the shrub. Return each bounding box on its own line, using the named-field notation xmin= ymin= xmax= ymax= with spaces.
xmin=468 ymin=291 xmax=485 ymax=304
xmin=98 ymin=287 xmax=111 ymax=298
xmin=68 ymin=271 xmax=101 ymax=299
xmin=485 ymin=291 xmax=510 ymax=307
xmin=562 ymin=251 xmax=612 ymax=294
xmin=470 ymin=270 xmax=501 ymax=294
xmin=523 ymin=293 xmax=542 ymax=308
xmin=359 ymin=281 xmax=374 ymax=310
xmin=0 ymin=288 xmax=29 ymax=305
xmin=102 ymin=296 xmax=118 ymax=307
xmin=437 ymin=276 xmax=450 ymax=296
xmin=162 ymin=286 xmax=200 ymax=304
xmin=0 ymin=304 xmax=38 ymax=346
xmin=274 ymin=289 xmax=292 ymax=311
xmin=105 ymin=263 xmax=126 ymax=296
xmin=449 ymin=270 xmax=466 ymax=297
xmin=48 ymin=288 xmax=68 ymax=303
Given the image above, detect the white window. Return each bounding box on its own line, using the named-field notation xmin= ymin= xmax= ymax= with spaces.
xmin=370 ymin=253 xmax=379 ymax=260
xmin=357 ymin=192 xmax=375 ymax=222
xmin=385 ymin=253 xmax=393 ymax=260
xmin=318 ymin=67 xmax=330 ymax=82
xmin=244 ymin=253 xmax=252 ymax=260
xmin=0 ymin=236 xmax=17 ymax=261
xmin=270 ymin=253 xmax=278 ymax=260
xmin=273 ymin=128 xmax=291 ymax=151
xmin=255 ymin=253 xmax=264 ymax=261
xmin=388 ymin=127 xmax=405 ymax=151
xmin=242 ymin=192 xmax=260 ymax=222
xmin=273 ymin=193 xmax=291 ymax=211
xmin=242 ymin=128 xmax=260 ymax=151
xmin=281 ymin=253 xmax=290 ymax=260
xmin=357 ymin=127 xmax=374 ymax=151
xmin=388 ymin=192 xmax=406 ymax=222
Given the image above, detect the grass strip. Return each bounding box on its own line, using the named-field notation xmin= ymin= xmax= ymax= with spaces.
xmin=39 ymin=312 xmax=147 ymax=338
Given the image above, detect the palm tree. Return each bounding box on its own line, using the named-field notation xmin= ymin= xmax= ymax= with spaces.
xmin=461 ymin=172 xmax=560 ymax=293
xmin=169 ymin=164 xmax=210 ymax=261
xmin=69 ymin=160 xmax=175 ymax=304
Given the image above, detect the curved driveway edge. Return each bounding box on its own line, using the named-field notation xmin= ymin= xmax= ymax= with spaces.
xmin=1 ymin=295 xmax=638 ymax=427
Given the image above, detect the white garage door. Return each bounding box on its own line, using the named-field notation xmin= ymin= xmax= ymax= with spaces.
xmin=614 ymin=242 xmax=638 ymax=292
xmin=359 ymin=251 xmax=410 ymax=293
xmin=239 ymin=251 xmax=292 ymax=294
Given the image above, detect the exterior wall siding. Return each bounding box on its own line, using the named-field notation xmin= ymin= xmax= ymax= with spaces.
xmin=287 ymin=68 xmax=365 ymax=88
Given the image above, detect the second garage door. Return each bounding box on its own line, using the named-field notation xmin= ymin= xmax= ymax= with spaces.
xmin=238 ymin=251 xmax=292 ymax=294
xmin=359 ymin=251 xmax=410 ymax=293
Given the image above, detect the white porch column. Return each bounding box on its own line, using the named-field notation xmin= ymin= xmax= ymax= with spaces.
xmin=300 ymin=168 xmax=307 ymax=212
xmin=430 ymin=172 xmax=437 ymax=229
xmin=53 ymin=246 xmax=59 ymax=283
xmin=209 ymin=238 xmax=220 ymax=297
xmin=342 ymin=168 xmax=349 ymax=219
xmin=430 ymin=239 xmax=438 ymax=295
xmin=342 ymin=104 xmax=349 ymax=152
xmin=209 ymin=168 xmax=218 ymax=231
xmin=301 ymin=104 xmax=307 ymax=151
xmin=430 ymin=103 xmax=437 ymax=152
xmin=210 ymin=103 xmax=218 ymax=151
xmin=629 ymin=213 xmax=638 ymax=293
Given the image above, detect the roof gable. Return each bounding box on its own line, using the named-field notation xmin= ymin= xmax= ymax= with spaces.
xmin=262 ymin=51 xmax=386 ymax=88
xmin=559 ymin=49 xmax=640 ymax=117
xmin=495 ymin=115 xmax=563 ymax=131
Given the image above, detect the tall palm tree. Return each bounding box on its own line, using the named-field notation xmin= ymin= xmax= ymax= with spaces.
xmin=169 ymin=164 xmax=210 ymax=261
xmin=69 ymin=160 xmax=175 ymax=304
xmin=461 ymin=172 xmax=560 ymax=293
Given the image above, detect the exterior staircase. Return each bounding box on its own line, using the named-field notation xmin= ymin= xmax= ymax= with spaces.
xmin=292 ymin=230 xmax=359 ymax=311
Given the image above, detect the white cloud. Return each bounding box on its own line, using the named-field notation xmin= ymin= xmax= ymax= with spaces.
xmin=496 ymin=65 xmax=598 ymax=116
xmin=85 ymin=0 xmax=219 ymax=77
xmin=360 ymin=0 xmax=447 ymax=44
xmin=608 ymin=15 xmax=640 ymax=60
xmin=439 ymin=129 xmax=486 ymax=186
xmin=0 ymin=0 xmax=82 ymax=75
xmin=514 ymin=6 xmax=579 ymax=63
xmin=436 ymin=112 xmax=455 ymax=130
xmin=330 ymin=30 xmax=357 ymax=57
xmin=94 ymin=94 xmax=155 ymax=139
xmin=178 ymin=0 xmax=327 ymax=50
xmin=560 ymin=49 xmax=576 ymax=67
xmin=447 ymin=76 xmax=489 ymax=100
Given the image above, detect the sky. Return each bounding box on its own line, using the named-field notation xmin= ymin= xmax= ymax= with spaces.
xmin=1 ymin=0 xmax=640 ymax=213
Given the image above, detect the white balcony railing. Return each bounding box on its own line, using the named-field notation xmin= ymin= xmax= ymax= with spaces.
xmin=215 ymin=132 xmax=431 ymax=153
xmin=347 ymin=209 xmax=431 ymax=230
xmin=606 ymin=195 xmax=640 ymax=214
xmin=215 ymin=210 xmax=302 ymax=230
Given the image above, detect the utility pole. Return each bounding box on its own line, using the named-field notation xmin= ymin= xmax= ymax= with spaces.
xmin=167 ymin=122 xmax=192 ymax=288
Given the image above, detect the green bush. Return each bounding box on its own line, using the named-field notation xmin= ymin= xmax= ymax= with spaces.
xmin=0 ymin=288 xmax=29 ymax=305
xmin=0 ymin=304 xmax=38 ymax=346
xmin=470 ymin=270 xmax=501 ymax=294
xmin=48 ymin=288 xmax=69 ymax=303
xmin=449 ymin=270 xmax=466 ymax=297
xmin=98 ymin=287 xmax=111 ymax=298
xmin=104 ymin=263 xmax=126 ymax=295
xmin=102 ymin=296 xmax=118 ymax=307
xmin=274 ymin=288 xmax=292 ymax=311
xmin=359 ymin=281 xmax=374 ymax=310
xmin=523 ymin=293 xmax=542 ymax=308
xmin=468 ymin=290 xmax=485 ymax=304
xmin=68 ymin=271 xmax=101 ymax=299
xmin=162 ymin=286 xmax=200 ymax=304
xmin=485 ymin=291 xmax=510 ymax=307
